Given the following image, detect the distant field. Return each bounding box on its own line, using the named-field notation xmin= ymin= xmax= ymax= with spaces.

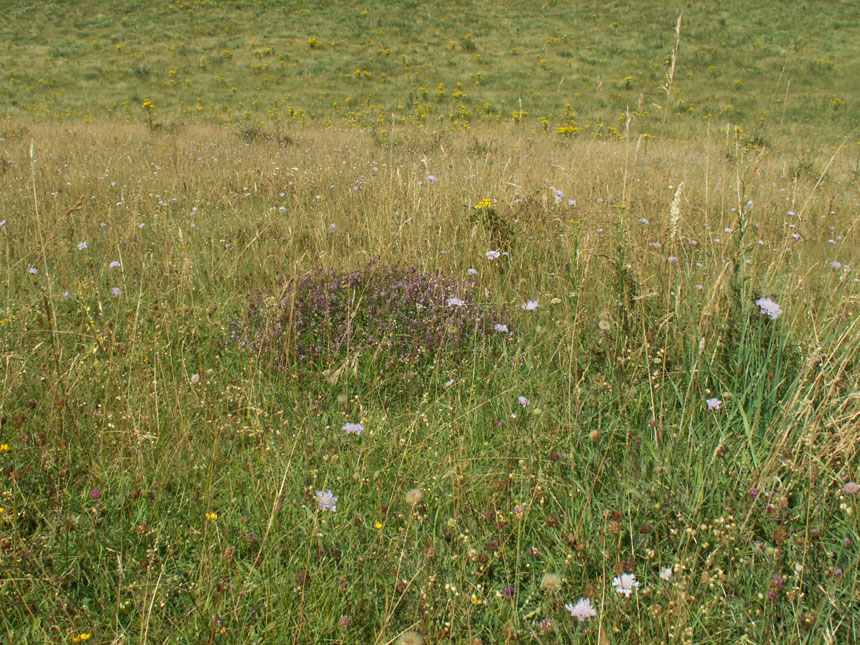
xmin=1 ymin=0 xmax=859 ymax=144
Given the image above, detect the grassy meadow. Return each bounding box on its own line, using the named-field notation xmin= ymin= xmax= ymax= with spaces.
xmin=2 ymin=2 xmax=860 ymax=644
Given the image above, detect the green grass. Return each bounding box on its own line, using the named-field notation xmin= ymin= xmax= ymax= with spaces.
xmin=1 ymin=3 xmax=860 ymax=643
xmin=1 ymin=0 xmax=859 ymax=144
xmin=1 ymin=123 xmax=859 ymax=643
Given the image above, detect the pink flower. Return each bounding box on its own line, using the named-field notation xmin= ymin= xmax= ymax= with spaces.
xmin=843 ymin=482 xmax=860 ymax=495
xmin=315 ymin=490 xmax=337 ymax=512
xmin=565 ymin=598 xmax=596 ymax=622
xmin=612 ymin=573 xmax=639 ymax=597
xmin=342 ymin=422 xmax=363 ymax=435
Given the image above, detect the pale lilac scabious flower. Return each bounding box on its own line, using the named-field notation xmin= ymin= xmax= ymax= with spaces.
xmin=109 ymin=261 xmax=121 ymax=269
xmin=446 ymin=297 xmax=465 ymax=307
xmin=342 ymin=422 xmax=363 ymax=435
xmin=28 ymin=267 xmax=38 ymax=274
xmin=315 ymin=490 xmax=337 ymax=512
xmin=426 ymin=174 xmax=438 ymax=182
xmin=706 ymin=398 xmax=722 ymax=410
xmin=485 ymin=250 xmax=501 ymax=260
xmin=77 ymin=241 xmax=88 ymax=251
xmin=494 ymin=323 xmax=509 ymax=333
xmin=111 ymin=287 xmax=121 ymax=297
xmin=522 ymin=300 xmax=539 ymax=311
xmin=612 ymin=573 xmax=639 ymax=597
xmin=755 ymin=297 xmax=783 ymax=320
xmin=518 ymin=396 xmax=529 ymax=407
xmin=844 ymin=482 xmax=860 ymax=495
xmin=554 ymin=189 xmax=564 ymax=204
xmin=467 ymin=268 xmax=479 ymax=275
xmin=565 ymin=598 xmax=596 ymax=622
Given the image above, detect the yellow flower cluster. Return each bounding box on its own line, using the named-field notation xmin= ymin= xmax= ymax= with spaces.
xmin=474 ymin=198 xmax=493 ymax=210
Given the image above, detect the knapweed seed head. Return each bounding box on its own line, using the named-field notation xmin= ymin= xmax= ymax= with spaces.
xmin=395 ymin=631 xmax=423 ymax=645
xmin=405 ymin=488 xmax=423 ymax=505
xmin=539 ymin=573 xmax=562 ymax=594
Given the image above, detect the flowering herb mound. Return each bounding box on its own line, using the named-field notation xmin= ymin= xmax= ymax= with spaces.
xmin=232 ymin=262 xmax=510 ymax=376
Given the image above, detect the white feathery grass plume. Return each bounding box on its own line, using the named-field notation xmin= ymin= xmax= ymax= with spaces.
xmin=669 ymin=181 xmax=684 ymax=244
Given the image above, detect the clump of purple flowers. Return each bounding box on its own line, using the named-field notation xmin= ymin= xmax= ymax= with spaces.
xmin=231 ymin=261 xmax=510 ymax=373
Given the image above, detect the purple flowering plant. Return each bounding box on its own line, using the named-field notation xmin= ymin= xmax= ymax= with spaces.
xmin=231 ymin=260 xmax=510 ymax=378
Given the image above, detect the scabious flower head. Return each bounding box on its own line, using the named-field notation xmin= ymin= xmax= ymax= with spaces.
xmin=77 ymin=241 xmax=88 ymax=251
xmin=844 ymin=482 xmax=860 ymax=495
xmin=111 ymin=287 xmax=121 ymax=297
xmin=554 ymin=189 xmax=564 ymax=204
xmin=485 ymin=250 xmax=501 ymax=260
xmin=446 ymin=297 xmax=465 ymax=307
xmin=522 ymin=300 xmax=539 ymax=311
xmin=518 ymin=396 xmax=530 ymax=407
xmin=467 ymin=268 xmax=479 ymax=275
xmin=755 ymin=297 xmax=783 ymax=320
xmin=494 ymin=323 xmax=509 ymax=333
xmin=659 ymin=566 xmax=673 ymax=580
xmin=706 ymin=398 xmax=722 ymax=410
xmin=315 ymin=490 xmax=337 ymax=512
xmin=109 ymin=260 xmax=121 ymax=269
xmin=342 ymin=422 xmax=363 ymax=435
xmin=565 ymin=597 xmax=596 ymax=622
xmin=612 ymin=573 xmax=639 ymax=597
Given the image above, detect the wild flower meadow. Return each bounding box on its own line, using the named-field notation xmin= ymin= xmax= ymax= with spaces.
xmin=1 ymin=2 xmax=860 ymax=643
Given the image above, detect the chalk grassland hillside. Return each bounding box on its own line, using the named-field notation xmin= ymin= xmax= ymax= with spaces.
xmin=1 ymin=0 xmax=859 ymax=143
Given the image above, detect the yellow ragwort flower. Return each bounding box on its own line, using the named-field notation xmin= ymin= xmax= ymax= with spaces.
xmin=205 ymin=512 xmax=218 ymax=521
